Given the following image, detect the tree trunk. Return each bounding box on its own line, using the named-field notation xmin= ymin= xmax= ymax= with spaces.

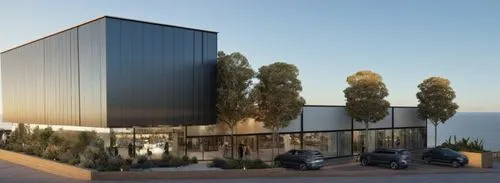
xmin=271 ymin=128 xmax=276 ymax=161
xmin=230 ymin=125 xmax=235 ymax=159
xmin=364 ymin=122 xmax=369 ymax=153
xmin=434 ymin=123 xmax=438 ymax=147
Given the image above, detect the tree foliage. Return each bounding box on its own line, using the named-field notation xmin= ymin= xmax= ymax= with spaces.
xmin=252 ymin=62 xmax=305 ymax=130
xmin=252 ymin=62 xmax=305 ymax=158
xmin=416 ymin=77 xmax=459 ymax=125
xmin=416 ymin=77 xmax=458 ymax=147
xmin=216 ymin=51 xmax=255 ymax=134
xmin=344 ymin=70 xmax=390 ymax=123
xmin=343 ymin=70 xmax=390 ymax=151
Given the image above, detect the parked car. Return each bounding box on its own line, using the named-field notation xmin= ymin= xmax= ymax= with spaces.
xmin=422 ymin=147 xmax=468 ymax=168
xmin=359 ymin=148 xmax=411 ymax=169
xmin=274 ymin=149 xmax=324 ymax=171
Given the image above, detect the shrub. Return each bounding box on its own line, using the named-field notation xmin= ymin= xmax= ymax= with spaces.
xmin=246 ymin=159 xmax=270 ymax=169
xmin=208 ymin=158 xmax=270 ymax=169
xmin=440 ymin=136 xmax=488 ymax=153
xmin=98 ymin=156 xmax=125 ymax=172
xmin=182 ymin=155 xmax=190 ymax=162
xmin=208 ymin=157 xmax=227 ymax=168
xmin=131 ymin=155 xmax=153 ymax=169
xmin=79 ymin=146 xmax=107 ymax=169
xmin=155 ymin=154 xmax=189 ymax=167
xmin=42 ymin=145 xmax=61 ymax=160
xmin=6 ymin=143 xmax=24 ymax=152
xmin=191 ymin=156 xmax=198 ymax=164
xmin=58 ymin=150 xmax=75 ymax=163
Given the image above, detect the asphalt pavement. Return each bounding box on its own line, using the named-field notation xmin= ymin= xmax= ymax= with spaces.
xmin=1 ymin=160 xmax=500 ymax=183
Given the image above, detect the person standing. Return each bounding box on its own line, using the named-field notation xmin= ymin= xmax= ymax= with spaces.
xmin=164 ymin=141 xmax=170 ymax=155
xmin=128 ymin=143 xmax=134 ymax=158
xmin=1 ymin=132 xmax=7 ymax=144
xmin=238 ymin=143 xmax=244 ymax=160
xmin=395 ymin=137 xmax=401 ymax=148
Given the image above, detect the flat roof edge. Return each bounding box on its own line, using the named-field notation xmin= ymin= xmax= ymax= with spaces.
xmin=104 ymin=16 xmax=218 ymax=34
xmin=1 ymin=15 xmax=218 ymax=54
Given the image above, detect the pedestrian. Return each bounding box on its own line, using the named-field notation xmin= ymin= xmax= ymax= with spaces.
xmin=395 ymin=137 xmax=401 ymax=147
xmin=164 ymin=141 xmax=170 ymax=155
xmin=147 ymin=148 xmax=152 ymax=160
xmin=128 ymin=143 xmax=134 ymax=158
xmin=238 ymin=143 xmax=244 ymax=160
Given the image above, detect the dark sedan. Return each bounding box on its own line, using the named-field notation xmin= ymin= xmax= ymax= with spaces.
xmin=274 ymin=149 xmax=324 ymax=171
xmin=359 ymin=148 xmax=411 ymax=169
xmin=422 ymin=148 xmax=469 ymax=168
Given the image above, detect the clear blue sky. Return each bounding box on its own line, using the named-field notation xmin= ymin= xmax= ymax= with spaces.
xmin=0 ymin=0 xmax=499 ymax=112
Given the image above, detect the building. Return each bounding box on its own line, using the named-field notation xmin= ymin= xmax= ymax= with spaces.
xmin=1 ymin=16 xmax=426 ymax=161
xmin=1 ymin=16 xmax=218 ymax=128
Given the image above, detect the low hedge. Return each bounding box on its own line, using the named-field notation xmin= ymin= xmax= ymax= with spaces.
xmin=208 ymin=158 xmax=270 ymax=169
xmin=151 ymin=153 xmax=197 ymax=168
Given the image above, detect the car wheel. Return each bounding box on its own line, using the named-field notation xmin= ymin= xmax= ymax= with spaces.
xmin=424 ymin=157 xmax=432 ymax=164
xmin=274 ymin=160 xmax=281 ymax=168
xmin=452 ymin=160 xmax=460 ymax=168
xmin=390 ymin=161 xmax=399 ymax=170
xmin=299 ymin=163 xmax=307 ymax=171
xmin=361 ymin=158 xmax=369 ymax=166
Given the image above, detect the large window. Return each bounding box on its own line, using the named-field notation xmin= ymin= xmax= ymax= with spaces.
xmin=338 ymin=131 xmax=352 ymax=156
xmin=255 ymin=134 xmax=300 ymax=161
xmin=375 ymin=129 xmax=392 ymax=149
xmin=302 ymin=131 xmax=352 ymax=157
xmin=113 ymin=127 xmax=184 ymax=159
xmin=186 ymin=136 xmax=231 ymax=161
xmin=353 ymin=130 xmax=376 ymax=154
xmin=303 ymin=132 xmax=337 ymax=157
xmin=394 ymin=128 xmax=426 ymax=149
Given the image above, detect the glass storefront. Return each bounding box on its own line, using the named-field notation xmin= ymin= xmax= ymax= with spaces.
xmin=113 ymin=126 xmax=185 ymax=159
xmin=112 ymin=126 xmax=425 ymax=161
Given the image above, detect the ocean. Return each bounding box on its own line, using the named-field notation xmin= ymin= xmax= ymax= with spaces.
xmin=427 ymin=112 xmax=500 ymax=151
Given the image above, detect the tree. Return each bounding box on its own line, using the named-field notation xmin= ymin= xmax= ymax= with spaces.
xmin=252 ymin=62 xmax=305 ymax=160
xmin=216 ymin=51 xmax=255 ymax=159
xmin=416 ymin=77 xmax=458 ymax=147
xmin=343 ymin=70 xmax=390 ymax=152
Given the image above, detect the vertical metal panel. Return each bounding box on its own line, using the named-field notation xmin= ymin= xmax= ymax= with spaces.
xmin=1 ymin=25 xmax=83 ymax=126
xmin=162 ymin=26 xmax=175 ymax=123
xmin=173 ymin=28 xmax=184 ymax=124
xmin=206 ymin=33 xmax=218 ymax=124
xmin=151 ymin=24 xmax=164 ymax=126
xmin=106 ymin=18 xmax=122 ymax=127
xmin=130 ymin=21 xmax=144 ymax=125
xmin=183 ymin=30 xmax=194 ymax=124
xmin=78 ymin=19 xmax=107 ymax=127
xmin=70 ymin=29 xmax=80 ymax=126
xmin=193 ymin=32 xmax=202 ymax=124
xmin=143 ymin=23 xmax=154 ymax=125
xmin=104 ymin=17 xmax=217 ymax=127
xmin=119 ymin=20 xmax=133 ymax=127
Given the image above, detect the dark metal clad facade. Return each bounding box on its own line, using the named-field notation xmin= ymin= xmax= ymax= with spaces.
xmin=1 ymin=17 xmax=216 ymax=128
xmin=1 ymin=19 xmax=106 ymax=127
xmin=78 ymin=19 xmax=107 ymax=127
xmin=105 ymin=18 xmax=217 ymax=127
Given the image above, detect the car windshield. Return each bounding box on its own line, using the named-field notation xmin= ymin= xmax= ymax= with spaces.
xmin=441 ymin=148 xmax=460 ymax=156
